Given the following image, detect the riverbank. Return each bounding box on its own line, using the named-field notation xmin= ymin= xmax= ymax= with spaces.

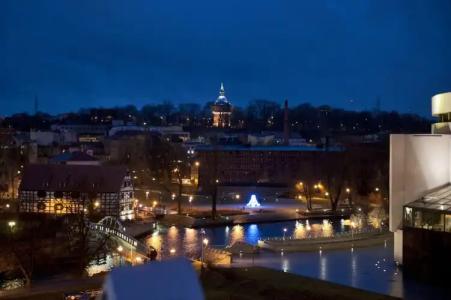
xmin=0 ymin=266 xmax=399 ymax=300
xmin=258 ymin=231 xmax=392 ymax=252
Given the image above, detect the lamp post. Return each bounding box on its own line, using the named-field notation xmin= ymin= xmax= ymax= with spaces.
xmin=283 ymin=228 xmax=287 ymax=240
xmin=189 ymin=196 xmax=193 ymax=212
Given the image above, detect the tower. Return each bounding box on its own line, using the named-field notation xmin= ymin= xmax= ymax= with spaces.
xmin=211 ymin=83 xmax=232 ymax=128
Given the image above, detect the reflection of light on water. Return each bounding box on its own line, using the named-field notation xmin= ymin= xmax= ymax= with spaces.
xmin=305 ymin=220 xmax=311 ymax=231
xmin=184 ymin=228 xmax=198 ymax=257
xmin=167 ymin=226 xmax=179 ymax=251
xmin=351 ymin=253 xmax=357 ymax=287
xmin=322 ymin=219 xmax=333 ymax=237
xmin=229 ymin=224 xmax=244 ymax=245
xmin=294 ymin=222 xmax=306 ymax=239
xmin=247 ymin=224 xmax=260 ymax=244
xmin=147 ymin=231 xmax=162 ymax=259
xmin=282 ymin=258 xmax=289 ymax=272
xmin=320 ymin=255 xmax=327 ymax=280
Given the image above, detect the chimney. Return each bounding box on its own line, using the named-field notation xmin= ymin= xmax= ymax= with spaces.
xmin=283 ymin=99 xmax=289 ymax=145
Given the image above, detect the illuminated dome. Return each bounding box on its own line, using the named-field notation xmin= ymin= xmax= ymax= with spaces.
xmin=211 ymin=83 xmax=232 ymax=127
xmin=214 ymin=82 xmax=231 ymax=106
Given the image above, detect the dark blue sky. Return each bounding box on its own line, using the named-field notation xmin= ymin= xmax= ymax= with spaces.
xmin=2 ymin=0 xmax=451 ymax=116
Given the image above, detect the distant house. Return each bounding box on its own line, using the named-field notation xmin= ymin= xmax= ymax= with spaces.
xmin=18 ymin=164 xmax=134 ymax=219
xmin=49 ymin=151 xmax=100 ymax=165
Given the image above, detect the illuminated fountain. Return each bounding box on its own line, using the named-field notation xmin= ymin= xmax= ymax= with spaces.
xmin=246 ymin=194 xmax=261 ymax=208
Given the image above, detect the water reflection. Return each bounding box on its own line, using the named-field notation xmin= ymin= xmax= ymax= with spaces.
xmin=145 ymin=219 xmax=349 ymax=259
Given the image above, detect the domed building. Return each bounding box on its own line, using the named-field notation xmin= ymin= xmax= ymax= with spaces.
xmin=211 ymin=83 xmax=232 ymax=128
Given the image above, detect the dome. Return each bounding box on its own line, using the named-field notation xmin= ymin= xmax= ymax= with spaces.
xmin=214 ymin=83 xmax=230 ymax=105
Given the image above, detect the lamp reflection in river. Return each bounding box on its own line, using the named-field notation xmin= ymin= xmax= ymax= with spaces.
xmin=322 ymin=219 xmax=333 ymax=238
xmin=320 ymin=255 xmax=327 ymax=280
xmin=247 ymin=224 xmax=260 ymax=244
xmin=146 ymin=231 xmax=162 ymax=259
xmin=184 ymin=228 xmax=198 ymax=257
xmin=294 ymin=221 xmax=306 ymax=239
xmin=229 ymin=225 xmax=244 ymax=245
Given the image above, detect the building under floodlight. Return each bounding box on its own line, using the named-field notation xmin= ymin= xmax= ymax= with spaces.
xmin=390 ymin=92 xmax=451 ymax=280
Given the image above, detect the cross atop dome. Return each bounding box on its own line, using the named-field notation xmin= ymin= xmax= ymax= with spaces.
xmin=220 ymin=82 xmax=225 ymax=96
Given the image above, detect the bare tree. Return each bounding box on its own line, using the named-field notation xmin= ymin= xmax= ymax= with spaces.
xmin=63 ymin=204 xmax=114 ymax=276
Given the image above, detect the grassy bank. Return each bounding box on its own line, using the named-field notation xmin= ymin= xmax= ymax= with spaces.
xmin=201 ymin=267 xmax=399 ymax=300
xmin=1 ymin=266 xmax=399 ymax=300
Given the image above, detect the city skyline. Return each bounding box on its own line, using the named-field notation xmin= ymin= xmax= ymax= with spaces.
xmin=2 ymin=0 xmax=451 ymax=116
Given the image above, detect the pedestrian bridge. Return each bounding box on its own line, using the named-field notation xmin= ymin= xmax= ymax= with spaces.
xmin=90 ymin=216 xmax=155 ymax=260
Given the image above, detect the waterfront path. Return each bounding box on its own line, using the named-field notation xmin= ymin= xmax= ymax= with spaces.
xmin=258 ymin=231 xmax=392 ymax=252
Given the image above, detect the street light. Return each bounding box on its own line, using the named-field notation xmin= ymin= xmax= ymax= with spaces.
xmin=170 ymin=248 xmax=176 ymax=255
xmin=146 ymin=191 xmax=149 ymax=199
xmin=283 ymin=228 xmax=287 ymax=240
xmin=117 ymin=246 xmax=123 ymax=253
xmin=195 ymin=161 xmax=200 ymax=167
xmin=189 ymin=196 xmax=193 ymax=211
xmin=375 ymin=187 xmax=380 ymax=192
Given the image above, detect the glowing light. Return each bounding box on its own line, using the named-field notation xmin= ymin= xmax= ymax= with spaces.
xmin=153 ymin=200 xmax=158 ymax=207
xmin=235 ymin=194 xmax=240 ymax=200
xmin=375 ymin=187 xmax=380 ymax=192
xmin=94 ymin=201 xmax=100 ymax=208
xmin=8 ymin=221 xmax=16 ymax=228
xmin=135 ymin=257 xmax=143 ymax=263
xmin=203 ymin=238 xmax=209 ymax=246
xmin=346 ymin=188 xmax=351 ymax=193
xmin=170 ymin=248 xmax=176 ymax=254
xmin=246 ymin=194 xmax=261 ymax=208
xmin=117 ymin=246 xmax=123 ymax=252
xmin=195 ymin=161 xmax=200 ymax=167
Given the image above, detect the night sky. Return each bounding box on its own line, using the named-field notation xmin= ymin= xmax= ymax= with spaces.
xmin=2 ymin=0 xmax=451 ymax=116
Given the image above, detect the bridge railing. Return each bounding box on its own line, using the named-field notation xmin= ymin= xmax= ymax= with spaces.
xmin=90 ymin=223 xmax=138 ymax=247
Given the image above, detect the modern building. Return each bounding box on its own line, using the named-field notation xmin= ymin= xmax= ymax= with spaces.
xmin=390 ymin=92 xmax=451 ymax=280
xmin=19 ymin=164 xmax=134 ymax=219
xmin=211 ymin=83 xmax=232 ymax=128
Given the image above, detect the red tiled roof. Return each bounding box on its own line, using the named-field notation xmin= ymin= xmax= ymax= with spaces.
xmin=19 ymin=164 xmax=128 ymax=193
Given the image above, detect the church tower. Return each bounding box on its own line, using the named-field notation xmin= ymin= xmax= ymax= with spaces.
xmin=211 ymin=83 xmax=232 ymax=128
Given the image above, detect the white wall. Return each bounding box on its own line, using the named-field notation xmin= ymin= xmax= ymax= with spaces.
xmin=389 ymin=134 xmax=451 ymax=231
xmin=389 ymin=134 xmax=451 ymax=264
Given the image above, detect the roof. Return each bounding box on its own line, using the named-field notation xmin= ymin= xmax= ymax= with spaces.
xmin=50 ymin=151 xmax=98 ymax=163
xmin=407 ymin=184 xmax=451 ymax=212
xmin=103 ymin=258 xmax=204 ymax=300
xmin=19 ymin=164 xmax=128 ymax=193
xmin=195 ymin=144 xmax=344 ymax=152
